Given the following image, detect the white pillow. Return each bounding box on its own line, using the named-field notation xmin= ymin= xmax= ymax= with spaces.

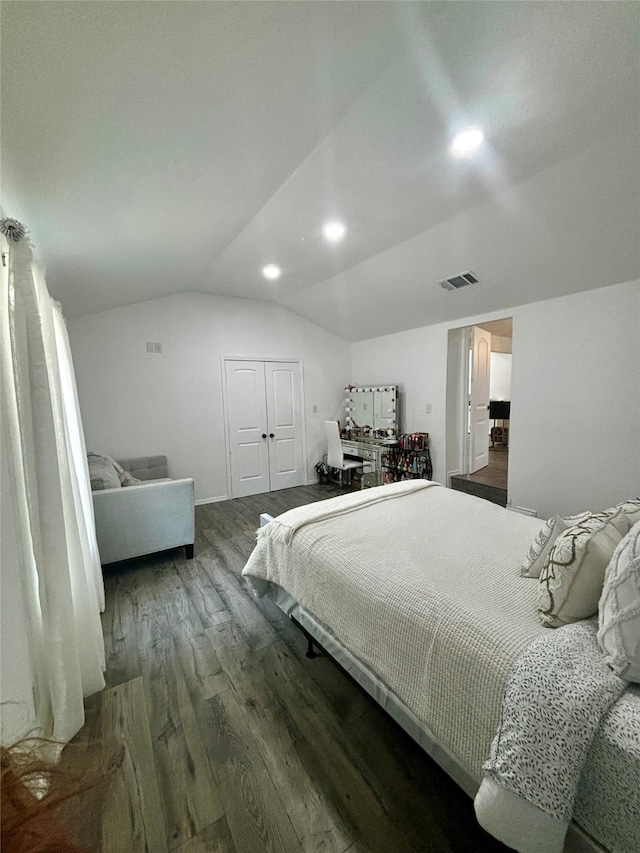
xmin=538 ymin=509 xmax=627 ymax=627
xmin=521 ymin=512 xmax=590 ymax=578
xmin=598 ymin=520 xmax=640 ymax=683
xmin=603 ymin=499 xmax=640 ymax=529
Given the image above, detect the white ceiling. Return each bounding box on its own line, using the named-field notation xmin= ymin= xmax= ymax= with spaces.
xmin=2 ymin=1 xmax=639 ymax=341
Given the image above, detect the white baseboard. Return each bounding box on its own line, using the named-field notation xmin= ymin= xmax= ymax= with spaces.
xmin=446 ymin=470 xmax=462 ymax=487
xmin=195 ymin=495 xmax=229 ymax=506
xmin=506 ymin=504 xmax=538 ymax=517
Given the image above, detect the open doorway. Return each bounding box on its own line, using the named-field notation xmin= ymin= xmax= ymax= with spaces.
xmin=445 ymin=318 xmax=512 ymax=506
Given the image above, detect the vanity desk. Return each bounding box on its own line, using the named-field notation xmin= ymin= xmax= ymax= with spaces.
xmin=342 ymin=385 xmax=399 ymax=487
xmin=341 ymin=435 xmax=398 ymax=488
xmin=340 ymin=435 xmax=396 ymax=469
xmin=340 ymin=385 xmax=431 ymax=488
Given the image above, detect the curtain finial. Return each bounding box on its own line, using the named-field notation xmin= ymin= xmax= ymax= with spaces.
xmin=0 ymin=218 xmax=27 ymax=242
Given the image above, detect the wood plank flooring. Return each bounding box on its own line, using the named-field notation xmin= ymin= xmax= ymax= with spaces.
xmin=61 ymin=484 xmax=510 ymax=853
xmin=450 ymin=450 xmax=508 ymax=506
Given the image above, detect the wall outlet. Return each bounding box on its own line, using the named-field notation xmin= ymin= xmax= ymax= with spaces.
xmin=312 ymin=404 xmax=318 ymax=413
xmin=425 ymin=403 xmax=432 ymax=414
xmin=146 ymin=341 xmax=163 ymax=353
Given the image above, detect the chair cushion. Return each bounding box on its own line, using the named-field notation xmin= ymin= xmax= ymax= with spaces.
xmin=116 ymin=455 xmax=169 ymax=481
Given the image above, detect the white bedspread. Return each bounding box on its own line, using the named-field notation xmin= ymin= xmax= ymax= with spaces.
xmin=243 ymin=482 xmax=546 ymax=775
xmin=261 ymin=478 xmax=433 ymax=547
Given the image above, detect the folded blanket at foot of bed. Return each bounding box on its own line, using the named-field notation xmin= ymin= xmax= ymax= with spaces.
xmin=474 ymin=620 xmax=628 ymax=853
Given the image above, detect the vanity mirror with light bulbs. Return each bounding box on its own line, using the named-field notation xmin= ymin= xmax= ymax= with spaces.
xmin=340 ymin=385 xmax=399 ymax=487
xmin=344 ymin=385 xmax=398 ymax=437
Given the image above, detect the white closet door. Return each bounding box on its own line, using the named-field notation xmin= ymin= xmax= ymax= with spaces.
xmin=225 ymin=359 xmax=305 ymax=497
xmin=265 ymin=361 xmax=304 ymax=491
xmin=225 ymin=360 xmax=270 ymax=498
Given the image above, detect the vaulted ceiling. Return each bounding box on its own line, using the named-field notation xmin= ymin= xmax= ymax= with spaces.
xmin=2 ymin=1 xmax=639 ymax=341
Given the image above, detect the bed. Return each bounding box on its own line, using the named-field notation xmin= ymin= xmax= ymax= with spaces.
xmin=242 ymin=480 xmax=640 ymax=853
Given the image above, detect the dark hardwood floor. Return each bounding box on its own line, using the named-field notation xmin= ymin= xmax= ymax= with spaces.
xmin=60 ymin=484 xmax=510 ymax=853
xmin=450 ymin=450 xmax=508 ymax=507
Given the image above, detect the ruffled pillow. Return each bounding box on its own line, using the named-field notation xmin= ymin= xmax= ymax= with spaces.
xmin=521 ymin=512 xmax=590 ymax=578
xmin=598 ymin=520 xmax=640 ymax=683
xmin=602 ymin=499 xmax=640 ymax=529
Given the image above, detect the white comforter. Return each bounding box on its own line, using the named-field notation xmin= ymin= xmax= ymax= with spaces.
xmin=242 ymin=481 xmax=546 ymax=776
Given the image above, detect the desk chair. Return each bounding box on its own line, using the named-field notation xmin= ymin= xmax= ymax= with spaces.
xmin=325 ymin=420 xmax=362 ymax=487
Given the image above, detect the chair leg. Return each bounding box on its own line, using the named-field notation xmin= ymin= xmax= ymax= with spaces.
xmin=185 ymin=543 xmax=194 ymax=559
xmin=338 ymin=468 xmax=355 ymax=487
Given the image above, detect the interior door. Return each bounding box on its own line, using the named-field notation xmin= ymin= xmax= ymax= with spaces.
xmin=469 ymin=326 xmax=491 ymax=473
xmin=225 ymin=360 xmax=271 ymax=498
xmin=225 ymin=359 xmax=305 ymax=497
xmin=264 ymin=362 xmax=304 ymax=491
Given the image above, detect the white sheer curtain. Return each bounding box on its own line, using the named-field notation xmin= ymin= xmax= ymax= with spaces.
xmin=1 ymin=236 xmax=105 ymax=744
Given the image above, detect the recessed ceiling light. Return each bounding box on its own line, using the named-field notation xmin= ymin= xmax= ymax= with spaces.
xmin=450 ymin=127 xmax=485 ymax=156
xmin=262 ymin=264 xmax=281 ymax=280
xmin=322 ymin=221 xmax=347 ymax=243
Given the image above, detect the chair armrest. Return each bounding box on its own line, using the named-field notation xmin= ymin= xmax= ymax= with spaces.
xmin=92 ymin=479 xmax=195 ymax=564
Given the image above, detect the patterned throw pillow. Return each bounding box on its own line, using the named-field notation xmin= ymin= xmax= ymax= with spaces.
xmin=603 ymin=499 xmax=640 ymax=529
xmin=87 ymin=452 xmax=122 ymax=490
xmin=87 ymin=452 xmax=141 ymax=490
xmin=521 ymin=512 xmax=590 ymax=578
xmin=598 ymin=520 xmax=640 ymax=683
xmin=539 ymin=509 xmax=628 ymax=628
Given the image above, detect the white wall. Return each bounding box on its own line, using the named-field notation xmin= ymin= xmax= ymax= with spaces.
xmin=490 ymin=353 xmax=512 ymax=401
xmin=509 ymin=281 xmax=640 ymax=518
xmin=69 ymin=280 xmax=639 ymax=516
xmin=68 ymin=292 xmax=351 ymax=502
xmin=352 ymin=279 xmax=640 ymax=519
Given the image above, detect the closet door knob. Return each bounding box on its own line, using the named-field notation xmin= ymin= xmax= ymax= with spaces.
xmin=269 ymin=433 xmax=275 ymax=438
xmin=262 ymin=433 xmax=267 ymax=439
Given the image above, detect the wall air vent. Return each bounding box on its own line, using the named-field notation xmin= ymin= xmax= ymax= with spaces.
xmin=439 ymin=270 xmax=479 ymax=291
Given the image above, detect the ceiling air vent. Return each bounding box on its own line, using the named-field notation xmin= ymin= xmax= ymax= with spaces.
xmin=439 ymin=270 xmax=479 ymax=291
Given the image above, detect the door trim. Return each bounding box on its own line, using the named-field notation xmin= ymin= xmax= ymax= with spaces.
xmin=220 ymin=356 xmax=307 ymax=499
